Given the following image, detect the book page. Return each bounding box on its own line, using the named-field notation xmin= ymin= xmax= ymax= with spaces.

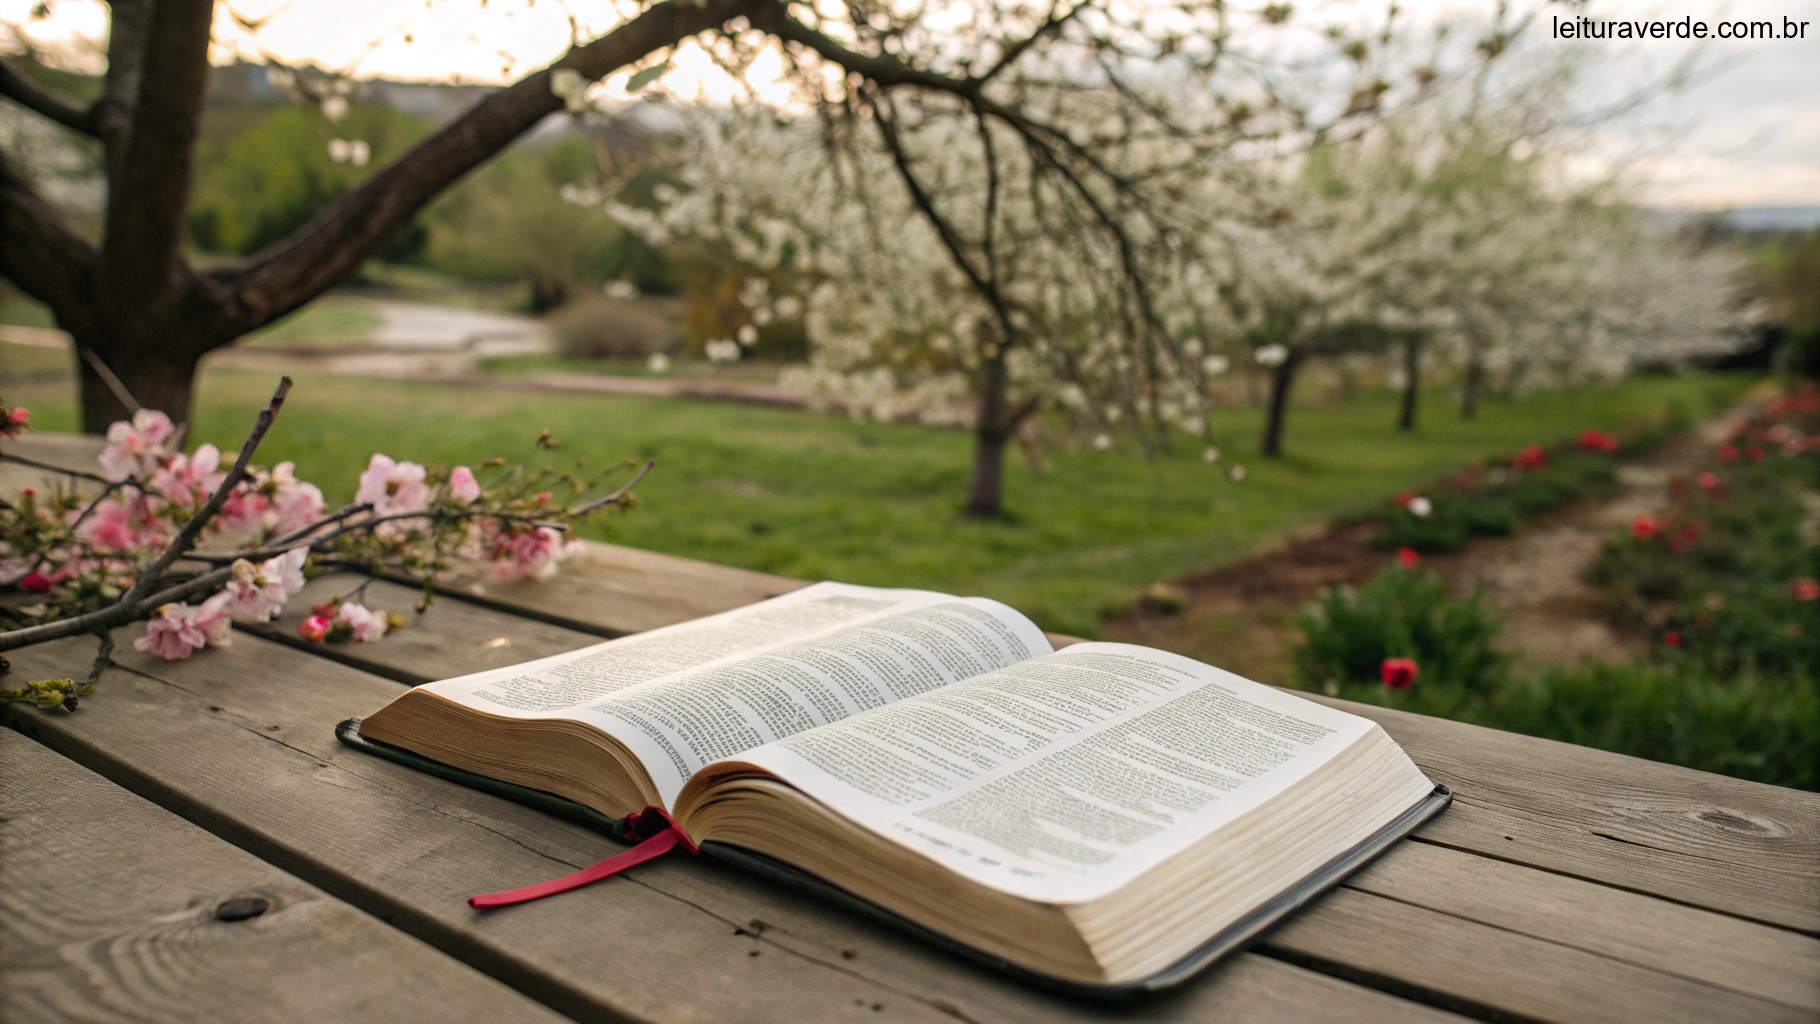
xmin=414 ymin=582 xmax=953 ymax=715
xmin=575 ymin=598 xmax=1052 ymax=805
xmin=409 ymin=581 xmax=1053 ymax=807
xmin=725 ymin=642 xmax=1386 ymax=904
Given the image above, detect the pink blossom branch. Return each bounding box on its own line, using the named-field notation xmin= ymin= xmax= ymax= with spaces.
xmin=0 ymin=563 xmax=234 ymax=653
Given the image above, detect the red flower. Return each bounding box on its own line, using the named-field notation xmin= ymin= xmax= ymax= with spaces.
xmin=1792 ymin=579 xmax=1820 ymax=602
xmin=310 ymin=599 xmax=340 ymax=619
xmin=1380 ymin=657 xmax=1419 ymax=689
xmin=1662 ymin=630 xmax=1681 ymax=648
xmin=1668 ymin=476 xmax=1687 ymax=496
xmin=299 ymin=615 xmax=332 ymax=642
xmin=18 ymin=571 xmax=52 ymax=593
xmin=1718 ymin=445 xmax=1738 ymax=462
xmin=1746 ymin=445 xmax=1765 ymax=463
xmin=1397 ymin=547 xmax=1420 ymax=569
xmin=1511 ymin=445 xmax=1547 ymax=472
xmin=0 ymin=406 xmax=27 ymax=436
xmin=1579 ymin=430 xmax=1620 ymax=454
xmin=1697 ymin=472 xmax=1719 ymax=491
xmin=1671 ymin=522 xmax=1703 ymax=553
xmin=1394 ymin=491 xmax=1418 ymax=509
xmin=1631 ymin=516 xmax=1659 ymax=542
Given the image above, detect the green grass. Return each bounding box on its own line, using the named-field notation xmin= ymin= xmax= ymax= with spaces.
xmin=241 ymin=296 xmax=385 ymax=349
xmin=4 ymin=365 xmax=1749 ymax=636
xmin=479 ymin=352 xmax=792 ymax=384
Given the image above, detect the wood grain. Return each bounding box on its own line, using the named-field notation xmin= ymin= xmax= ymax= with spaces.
xmin=2 ymin=633 xmax=1467 ymax=1024
xmin=0 ymin=729 xmax=570 ymax=1024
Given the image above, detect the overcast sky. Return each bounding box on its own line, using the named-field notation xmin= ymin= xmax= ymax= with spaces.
xmin=4 ymin=0 xmax=1816 ymax=208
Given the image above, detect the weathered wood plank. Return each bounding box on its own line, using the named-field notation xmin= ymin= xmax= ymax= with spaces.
xmin=1265 ymin=887 xmax=1813 ymax=1024
xmin=0 ymin=729 xmax=571 ymax=1024
xmin=434 ymin=541 xmax=808 ymax=637
xmin=2 ymin=634 xmax=1468 ymax=1024
xmin=1299 ymin=693 xmax=1820 ymax=935
xmin=1311 ymin=838 xmax=1820 ymax=1013
xmin=242 ymin=572 xmax=602 ymax=684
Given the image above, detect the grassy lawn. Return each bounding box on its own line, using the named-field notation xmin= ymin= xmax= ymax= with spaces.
xmin=241 ymin=295 xmax=385 ymax=349
xmin=480 ymin=352 xmax=798 ymax=384
xmin=5 ymin=363 xmax=1747 ymax=636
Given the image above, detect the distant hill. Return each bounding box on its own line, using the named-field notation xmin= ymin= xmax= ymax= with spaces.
xmin=1656 ymin=206 xmax=1820 ymax=232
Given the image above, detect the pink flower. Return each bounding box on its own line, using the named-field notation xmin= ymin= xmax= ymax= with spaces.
xmin=299 ymin=614 xmax=332 ymax=642
xmin=335 ymin=601 xmax=389 ymax=642
xmin=356 ymin=454 xmax=429 ymax=518
xmin=1697 ymin=472 xmax=1720 ymax=491
xmin=18 ymin=571 xmax=52 ymax=593
xmin=2 ymin=406 xmax=28 ymax=436
xmin=1396 ymin=547 xmax=1419 ymax=569
xmin=1792 ymin=579 xmax=1820 ymax=602
xmin=1380 ymin=657 xmax=1419 ymax=689
xmin=449 ymin=465 xmax=481 ymax=505
xmin=490 ymin=526 xmax=566 ymax=582
xmin=1631 ymin=516 xmax=1659 ymax=542
xmin=264 ymin=462 xmax=326 ymax=538
xmin=99 ymin=410 xmax=177 ymax=481
xmin=1718 ymin=444 xmax=1738 ymax=462
xmin=134 ymin=596 xmax=231 ymax=660
xmin=222 ymin=548 xmax=308 ymax=623
xmin=77 ymin=496 xmax=168 ymax=554
xmin=149 ymin=444 xmax=224 ymax=509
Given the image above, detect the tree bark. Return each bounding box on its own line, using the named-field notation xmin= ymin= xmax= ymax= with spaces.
xmin=73 ymin=335 xmax=203 ymax=429
xmin=1260 ymin=350 xmax=1301 ymax=458
xmin=1397 ymin=336 xmax=1420 ymax=432
xmin=966 ymin=350 xmax=1013 ymax=517
xmin=1461 ymin=349 xmax=1484 ymax=420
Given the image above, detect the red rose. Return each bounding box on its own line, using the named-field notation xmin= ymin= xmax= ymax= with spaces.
xmin=1380 ymin=657 xmax=1419 ymax=689
xmin=1631 ymin=517 xmax=1659 ymax=542
xmin=1792 ymin=579 xmax=1820 ymax=602
xmin=1397 ymin=547 xmax=1420 ymax=569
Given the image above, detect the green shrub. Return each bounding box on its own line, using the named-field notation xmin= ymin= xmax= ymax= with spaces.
xmin=1484 ymin=663 xmax=1819 ymax=790
xmin=1293 ymin=567 xmax=1509 ymax=715
xmin=549 ymin=298 xmax=678 ymax=360
xmin=1382 ymin=448 xmax=1621 ymax=552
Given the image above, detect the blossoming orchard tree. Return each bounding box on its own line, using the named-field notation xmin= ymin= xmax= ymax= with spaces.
xmin=0 ymin=0 xmax=1383 ymax=448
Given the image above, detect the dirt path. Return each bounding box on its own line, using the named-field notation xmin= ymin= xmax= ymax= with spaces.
xmin=1107 ymin=402 xmax=1756 ymax=684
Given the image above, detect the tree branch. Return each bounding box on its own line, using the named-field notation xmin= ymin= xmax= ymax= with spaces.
xmin=0 ymin=61 xmax=99 ymax=134
xmin=216 ymin=0 xmax=764 ymax=337
xmin=0 ymin=150 xmax=99 ymax=333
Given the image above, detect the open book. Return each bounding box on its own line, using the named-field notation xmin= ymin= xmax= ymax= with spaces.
xmin=356 ymin=582 xmax=1446 ymax=991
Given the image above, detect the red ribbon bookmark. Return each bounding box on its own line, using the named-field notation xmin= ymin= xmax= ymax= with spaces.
xmin=468 ymin=807 xmax=698 ymax=910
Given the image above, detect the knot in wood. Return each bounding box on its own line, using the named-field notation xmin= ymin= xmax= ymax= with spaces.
xmin=214 ymin=895 xmax=271 ymax=922
xmin=1692 ymin=807 xmax=1786 ymax=838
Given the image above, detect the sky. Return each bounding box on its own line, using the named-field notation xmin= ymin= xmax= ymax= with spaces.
xmin=3 ymin=0 xmax=1816 ymax=209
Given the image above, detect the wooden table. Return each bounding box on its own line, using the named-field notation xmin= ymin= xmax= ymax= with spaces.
xmin=3 ymin=435 xmax=1818 ymax=1023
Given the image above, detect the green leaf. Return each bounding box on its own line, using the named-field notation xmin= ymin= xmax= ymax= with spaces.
xmin=626 ymin=64 xmax=668 ymax=91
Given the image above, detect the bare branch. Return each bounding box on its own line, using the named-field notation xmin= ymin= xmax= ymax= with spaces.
xmin=0 ymin=62 xmax=100 ymax=134
xmin=217 ymin=0 xmax=765 ymax=337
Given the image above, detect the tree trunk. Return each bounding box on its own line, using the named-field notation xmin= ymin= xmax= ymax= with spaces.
xmin=1397 ymin=337 xmax=1420 ymax=432
xmin=1460 ymin=350 xmax=1484 ymax=420
xmin=966 ymin=351 xmax=1013 ymax=517
xmin=73 ymin=334 xmax=203 ymax=432
xmin=1260 ymin=351 xmax=1301 ymax=458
